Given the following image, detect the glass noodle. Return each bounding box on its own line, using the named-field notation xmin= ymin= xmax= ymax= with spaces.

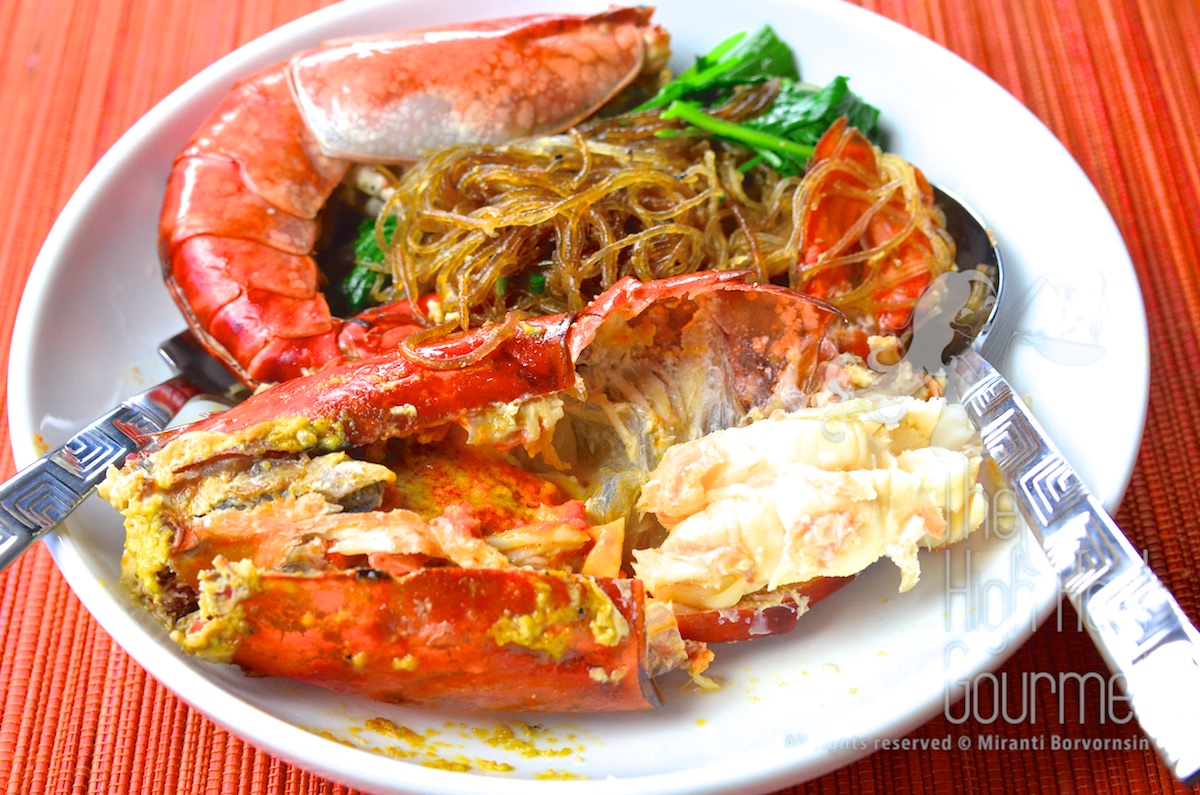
xmin=360 ymin=83 xmax=954 ymax=339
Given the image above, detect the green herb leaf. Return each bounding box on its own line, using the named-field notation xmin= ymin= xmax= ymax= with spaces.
xmin=528 ymin=271 xmax=546 ymax=295
xmin=661 ymin=100 xmax=816 ymax=176
xmin=352 ymin=215 xmax=398 ymax=266
xmin=660 ymin=71 xmax=882 ymax=179
xmin=635 ymin=26 xmax=881 ymax=178
xmin=741 ymin=76 xmax=880 ymax=149
xmin=635 ymin=25 xmax=799 ymax=111
xmin=342 ymin=216 xmax=397 ymax=313
xmin=342 ymin=266 xmax=381 ymax=314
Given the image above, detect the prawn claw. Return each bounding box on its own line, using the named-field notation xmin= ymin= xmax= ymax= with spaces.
xmin=290 ymin=7 xmax=670 ymax=161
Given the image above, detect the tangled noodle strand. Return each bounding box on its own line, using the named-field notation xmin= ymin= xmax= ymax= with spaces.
xmin=365 ymin=83 xmax=954 ymax=339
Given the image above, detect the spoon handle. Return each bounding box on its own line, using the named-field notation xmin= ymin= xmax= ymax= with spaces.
xmin=951 ymin=346 xmax=1200 ymax=784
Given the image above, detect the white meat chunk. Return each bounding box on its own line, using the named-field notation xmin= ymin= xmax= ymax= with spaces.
xmin=633 ymin=397 xmax=987 ymax=609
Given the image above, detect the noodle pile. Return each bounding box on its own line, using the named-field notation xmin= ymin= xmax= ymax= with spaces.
xmin=357 ymin=83 xmax=954 ymax=334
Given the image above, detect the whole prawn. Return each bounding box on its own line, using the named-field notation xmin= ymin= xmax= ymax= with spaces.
xmin=160 ymin=7 xmax=669 ymax=386
xmin=795 ymin=117 xmax=955 ymax=337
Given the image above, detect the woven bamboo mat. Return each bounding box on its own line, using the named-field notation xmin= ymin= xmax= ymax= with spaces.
xmin=2 ymin=1 xmax=1198 ymax=792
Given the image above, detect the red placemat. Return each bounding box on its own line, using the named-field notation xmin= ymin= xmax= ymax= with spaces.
xmin=2 ymin=1 xmax=1198 ymax=793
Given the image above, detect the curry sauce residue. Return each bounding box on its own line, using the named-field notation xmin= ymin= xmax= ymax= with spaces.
xmin=470 ymin=723 xmax=574 ymax=759
xmin=488 ymin=571 xmax=629 ymax=659
xmin=312 ymin=716 xmax=588 ymax=777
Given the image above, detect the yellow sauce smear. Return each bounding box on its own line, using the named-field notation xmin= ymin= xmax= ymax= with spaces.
xmin=471 ymin=722 xmax=574 ymax=759
xmin=311 ymin=717 xmax=588 ymax=777
xmin=488 ymin=574 xmax=628 ymax=659
xmin=535 ymin=770 xmax=585 ymax=781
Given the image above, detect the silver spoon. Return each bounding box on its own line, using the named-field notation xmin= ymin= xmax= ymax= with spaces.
xmin=0 ymin=332 xmax=247 ymax=571
xmin=934 ymin=187 xmax=1200 ymax=785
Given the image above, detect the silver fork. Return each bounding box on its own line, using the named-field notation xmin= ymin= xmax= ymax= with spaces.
xmin=0 ymin=332 xmax=247 ymax=571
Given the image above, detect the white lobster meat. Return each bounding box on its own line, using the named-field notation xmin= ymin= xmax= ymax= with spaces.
xmin=634 ymin=396 xmax=988 ymax=609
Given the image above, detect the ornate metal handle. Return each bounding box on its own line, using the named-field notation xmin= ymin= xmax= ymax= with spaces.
xmin=952 ymin=346 xmax=1200 ymax=784
xmin=0 ymin=376 xmax=200 ymax=570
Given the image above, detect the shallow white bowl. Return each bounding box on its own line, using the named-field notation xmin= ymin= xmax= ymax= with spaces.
xmin=7 ymin=0 xmax=1147 ymax=793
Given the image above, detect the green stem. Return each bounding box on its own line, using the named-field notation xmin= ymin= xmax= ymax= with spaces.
xmin=661 ymin=101 xmax=815 ymax=160
xmin=633 ymin=31 xmax=747 ymax=111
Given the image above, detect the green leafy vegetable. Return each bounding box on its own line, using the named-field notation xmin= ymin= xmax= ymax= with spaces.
xmin=660 ymin=100 xmax=817 ymax=173
xmin=638 ymin=25 xmax=880 ymax=177
xmin=743 ymin=77 xmax=879 ymax=147
xmin=341 ymin=265 xmax=380 ymax=315
xmin=661 ymin=75 xmax=880 ymax=176
xmin=342 ymin=216 xmax=397 ymax=313
xmin=635 ymin=25 xmax=799 ymax=111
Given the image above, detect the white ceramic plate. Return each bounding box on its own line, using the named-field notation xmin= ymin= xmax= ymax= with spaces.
xmin=8 ymin=0 xmax=1148 ymax=793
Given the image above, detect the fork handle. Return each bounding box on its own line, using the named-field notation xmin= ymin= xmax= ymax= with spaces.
xmin=0 ymin=376 xmax=199 ymax=571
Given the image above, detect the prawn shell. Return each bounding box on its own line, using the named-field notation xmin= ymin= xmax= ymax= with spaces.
xmin=143 ymin=311 xmax=576 ymax=471
xmin=289 ymin=7 xmax=669 ymax=162
xmin=673 ymin=577 xmax=854 ymax=643
xmin=201 ymin=567 xmax=658 ymax=712
xmin=112 ymin=273 xmax=843 ymax=711
xmin=179 ymin=63 xmax=349 ymax=219
xmin=160 ymin=156 xmax=319 ymax=258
